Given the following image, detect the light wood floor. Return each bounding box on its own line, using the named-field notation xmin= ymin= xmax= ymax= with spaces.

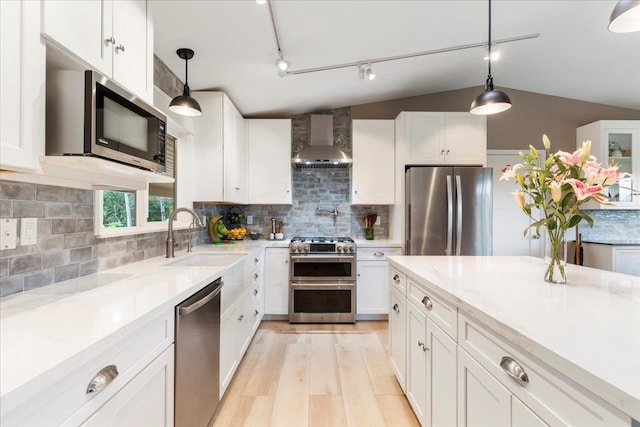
xmin=211 ymin=321 xmax=420 ymax=427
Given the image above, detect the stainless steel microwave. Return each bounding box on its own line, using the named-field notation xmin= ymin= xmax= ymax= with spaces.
xmin=46 ymin=70 xmax=167 ymax=172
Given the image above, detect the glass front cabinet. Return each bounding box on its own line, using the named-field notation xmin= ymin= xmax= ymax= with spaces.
xmin=577 ymin=120 xmax=640 ymax=208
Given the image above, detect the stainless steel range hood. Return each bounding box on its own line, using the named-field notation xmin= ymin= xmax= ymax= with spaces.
xmin=292 ymin=115 xmax=352 ymax=168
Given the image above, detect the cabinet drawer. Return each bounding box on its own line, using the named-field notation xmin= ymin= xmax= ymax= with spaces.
xmin=6 ymin=310 xmax=174 ymax=427
xmin=458 ymin=312 xmax=628 ymax=426
xmin=390 ymin=268 xmax=407 ymax=294
xmin=358 ymin=247 xmax=402 ymax=261
xmin=408 ymin=279 xmax=457 ymax=341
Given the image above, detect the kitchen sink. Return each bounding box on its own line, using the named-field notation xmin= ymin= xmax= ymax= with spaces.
xmin=164 ymin=252 xmax=247 ymax=267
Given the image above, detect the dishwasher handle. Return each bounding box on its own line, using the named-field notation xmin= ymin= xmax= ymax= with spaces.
xmin=179 ymin=281 xmax=223 ymax=316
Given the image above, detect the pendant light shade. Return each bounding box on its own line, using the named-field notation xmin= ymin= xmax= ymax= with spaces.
xmin=170 ymin=48 xmax=202 ymax=117
xmin=470 ymin=0 xmax=512 ymax=115
xmin=608 ymin=0 xmax=640 ymax=33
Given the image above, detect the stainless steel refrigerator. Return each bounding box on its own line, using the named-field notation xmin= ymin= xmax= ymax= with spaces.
xmin=405 ymin=166 xmax=493 ymax=255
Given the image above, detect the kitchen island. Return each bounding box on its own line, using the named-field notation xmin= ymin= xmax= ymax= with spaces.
xmin=387 ymin=255 xmax=640 ymax=426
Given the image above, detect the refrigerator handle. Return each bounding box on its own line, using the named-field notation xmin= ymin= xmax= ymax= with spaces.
xmin=446 ymin=175 xmax=453 ymax=256
xmin=456 ymin=175 xmax=463 ymax=256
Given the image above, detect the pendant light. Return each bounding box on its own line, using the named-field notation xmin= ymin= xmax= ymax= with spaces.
xmin=608 ymin=0 xmax=640 ymax=33
xmin=470 ymin=0 xmax=512 ymax=115
xmin=169 ymin=48 xmax=202 ymax=117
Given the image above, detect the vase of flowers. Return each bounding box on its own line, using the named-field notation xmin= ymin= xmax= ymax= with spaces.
xmin=501 ymin=135 xmax=630 ymax=284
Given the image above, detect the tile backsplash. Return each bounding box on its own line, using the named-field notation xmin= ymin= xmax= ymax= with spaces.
xmin=580 ymin=210 xmax=640 ymax=242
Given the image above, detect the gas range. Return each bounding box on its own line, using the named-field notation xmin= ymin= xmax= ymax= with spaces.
xmin=289 ymin=236 xmax=356 ymax=254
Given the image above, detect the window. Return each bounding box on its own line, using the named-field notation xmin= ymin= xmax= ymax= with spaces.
xmin=102 ymin=190 xmax=137 ymax=228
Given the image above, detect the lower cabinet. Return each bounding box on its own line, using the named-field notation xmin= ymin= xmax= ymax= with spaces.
xmin=220 ymin=288 xmax=252 ymax=397
xmin=389 ymin=285 xmax=407 ymax=392
xmin=357 ymin=247 xmax=402 ymax=316
xmin=81 ymin=345 xmax=174 ymax=427
xmin=583 ymin=242 xmax=640 ymax=276
xmin=264 ymin=247 xmax=290 ymax=315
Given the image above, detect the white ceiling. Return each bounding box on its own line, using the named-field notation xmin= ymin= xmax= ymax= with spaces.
xmin=150 ymin=0 xmax=640 ymax=116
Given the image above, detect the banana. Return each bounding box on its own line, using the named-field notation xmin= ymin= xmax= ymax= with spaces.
xmin=209 ymin=215 xmax=224 ymax=243
xmin=215 ymin=220 xmax=230 ymax=236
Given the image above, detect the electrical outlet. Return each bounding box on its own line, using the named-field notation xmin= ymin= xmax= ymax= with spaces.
xmin=1 ymin=219 xmax=17 ymax=250
xmin=375 ymin=216 xmax=381 ymax=225
xmin=20 ymin=218 xmax=37 ymax=246
xmin=246 ymin=215 xmax=253 ymax=225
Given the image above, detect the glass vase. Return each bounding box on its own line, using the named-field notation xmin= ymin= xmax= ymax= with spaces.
xmin=544 ymin=229 xmax=567 ymax=284
xmin=365 ymin=227 xmax=374 ymax=240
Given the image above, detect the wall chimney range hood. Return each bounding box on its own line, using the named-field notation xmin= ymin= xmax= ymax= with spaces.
xmin=292 ymin=115 xmax=352 ymax=168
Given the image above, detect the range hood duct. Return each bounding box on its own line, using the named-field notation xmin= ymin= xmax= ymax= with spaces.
xmin=292 ymin=115 xmax=352 ymax=168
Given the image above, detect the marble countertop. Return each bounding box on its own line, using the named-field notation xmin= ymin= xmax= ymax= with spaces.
xmin=354 ymin=239 xmax=402 ymax=248
xmin=387 ymin=255 xmax=640 ymax=420
xmin=0 ymin=243 xmax=265 ymax=413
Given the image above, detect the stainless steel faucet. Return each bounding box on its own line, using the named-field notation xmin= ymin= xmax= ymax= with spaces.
xmin=166 ymin=207 xmax=204 ymax=258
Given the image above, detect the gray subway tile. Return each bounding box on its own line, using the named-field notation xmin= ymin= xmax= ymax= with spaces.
xmin=24 ymin=269 xmax=55 ymax=291
xmin=70 ymin=247 xmax=92 ymax=263
xmin=37 ymin=219 xmax=52 ymax=236
xmin=13 ymin=201 xmax=45 ymax=218
xmin=37 ymin=235 xmax=64 ymax=252
xmin=43 ymin=250 xmax=70 ymax=268
xmin=72 ymin=204 xmax=93 ymax=219
xmin=46 ymin=203 xmax=72 ymax=218
xmin=52 ymin=219 xmax=76 ymax=234
xmin=64 ymin=234 xmax=86 ymax=249
xmin=79 ymin=259 xmax=99 ymax=276
xmin=0 ymin=258 xmax=8 ymax=277
xmin=36 ymin=185 xmax=65 ymax=202
xmin=96 ymin=244 xmax=110 ymax=258
xmin=55 ymin=264 xmax=79 ymax=282
xmin=9 ymin=254 xmax=42 ymax=275
xmin=65 ymin=188 xmax=92 ymax=204
xmin=0 ymin=200 xmax=12 ymax=217
xmin=98 ymin=256 xmax=117 ymax=271
xmin=110 ymin=241 xmax=127 ymax=253
xmin=0 ymin=181 xmax=35 ymax=201
xmin=77 ymin=219 xmax=94 ymax=232
xmin=0 ymin=275 xmax=24 ymax=297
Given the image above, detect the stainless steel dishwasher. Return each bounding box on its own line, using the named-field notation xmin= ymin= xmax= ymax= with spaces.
xmin=175 ymin=278 xmax=223 ymax=427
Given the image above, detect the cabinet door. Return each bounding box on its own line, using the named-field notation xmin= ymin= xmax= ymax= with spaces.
xmin=264 ymin=248 xmax=290 ymax=315
xmin=220 ymin=306 xmax=238 ymax=397
xmin=406 ymin=302 xmax=427 ymax=424
xmin=613 ymin=247 xmax=640 ymax=276
xmin=457 ymin=347 xmax=510 ymax=427
xmin=356 ymin=261 xmax=389 ymax=314
xmin=406 ymin=113 xmax=445 ymax=164
xmin=389 ymin=287 xmax=407 ymax=392
xmin=0 ymin=0 xmax=45 ymax=172
xmin=444 ymin=113 xmax=486 ymax=165
xmin=235 ymin=290 xmax=252 ymax=359
xmin=352 ymin=120 xmax=395 ymax=204
xmin=81 ymin=345 xmax=174 ymax=427
xmin=112 ymin=0 xmax=152 ymax=102
xmin=601 ymin=126 xmax=638 ymax=206
xmin=223 ymin=97 xmax=247 ymax=204
xmin=427 ymin=319 xmax=457 ymax=427
xmin=247 ymin=119 xmax=292 ymax=204
xmin=42 ymin=0 xmax=113 ymax=76
xmin=512 ymin=397 xmax=548 ymax=427
xmin=191 ymin=92 xmax=224 ymax=201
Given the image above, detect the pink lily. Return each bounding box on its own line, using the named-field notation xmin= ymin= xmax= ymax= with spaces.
xmin=566 ymin=179 xmax=607 ymax=202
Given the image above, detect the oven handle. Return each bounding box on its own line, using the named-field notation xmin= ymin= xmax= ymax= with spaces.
xmin=290 ymin=282 xmax=355 ymax=288
xmin=290 ymin=255 xmax=355 ymax=260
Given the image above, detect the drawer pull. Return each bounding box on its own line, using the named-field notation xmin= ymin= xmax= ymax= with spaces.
xmin=86 ymin=365 xmax=118 ymax=394
xmin=254 ymin=273 xmax=259 ymax=280
xmin=421 ymin=296 xmax=433 ymax=309
xmin=500 ymin=356 xmax=529 ymax=385
xmin=254 ymin=288 xmax=259 ymax=296
xmin=393 ymin=274 xmax=400 ymax=283
xmin=254 ymin=257 xmax=259 ymax=263
xmin=254 ymin=309 xmax=259 ymax=316
xmin=238 ymin=314 xmax=244 ymax=321
xmin=392 ymin=303 xmax=400 ymax=313
xmin=417 ymin=341 xmax=428 ymax=352
xmin=373 ymin=251 xmax=384 ymax=257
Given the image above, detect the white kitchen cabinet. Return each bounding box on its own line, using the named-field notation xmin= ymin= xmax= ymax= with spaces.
xmin=191 ymin=92 xmax=247 ymax=204
xmin=389 ymin=269 xmax=407 ymax=392
xmin=351 ymin=120 xmax=395 ymax=204
xmin=42 ymin=0 xmax=154 ymax=103
xmin=407 ymin=300 xmax=428 ymax=423
xmin=220 ymin=301 xmax=238 ymax=397
xmin=81 ymin=345 xmax=174 ymax=427
xmin=264 ymin=247 xmax=290 ymax=315
xmin=246 ymin=251 xmax=265 ymax=333
xmin=0 ymin=0 xmax=45 ymax=172
xmin=577 ymin=120 xmax=640 ymax=208
xmin=247 ymin=119 xmax=292 ymax=204
xmin=357 ymin=247 xmax=402 ymax=316
xmin=395 ymin=112 xmax=486 ymax=166
xmin=582 ymin=242 xmax=640 ymax=276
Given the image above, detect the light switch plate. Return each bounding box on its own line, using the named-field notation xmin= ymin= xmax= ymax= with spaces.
xmin=20 ymin=218 xmax=37 ymax=246
xmin=375 ymin=216 xmax=381 ymax=225
xmin=1 ymin=219 xmax=17 ymax=250
xmin=246 ymin=215 xmax=253 ymax=225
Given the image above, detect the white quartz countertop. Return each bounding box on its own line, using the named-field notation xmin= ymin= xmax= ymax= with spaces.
xmin=0 ymin=243 xmax=265 ymax=412
xmin=354 ymin=239 xmax=402 ymax=248
xmin=387 ymin=255 xmax=640 ymax=420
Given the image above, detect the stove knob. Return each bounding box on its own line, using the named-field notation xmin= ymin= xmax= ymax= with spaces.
xmin=337 ymin=246 xmax=343 ymax=253
xmin=348 ymin=246 xmax=355 ymax=253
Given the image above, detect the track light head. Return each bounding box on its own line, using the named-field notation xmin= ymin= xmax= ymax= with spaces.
xmin=359 ymin=64 xmax=375 ymax=80
xmin=276 ymin=56 xmax=290 ymax=72
xmin=256 ymin=0 xmax=267 ymax=4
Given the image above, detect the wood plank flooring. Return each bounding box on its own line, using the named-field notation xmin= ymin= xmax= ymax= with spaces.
xmin=211 ymin=321 xmax=419 ymax=427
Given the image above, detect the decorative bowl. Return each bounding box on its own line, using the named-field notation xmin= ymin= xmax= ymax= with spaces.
xmin=249 ymin=232 xmax=261 ymax=240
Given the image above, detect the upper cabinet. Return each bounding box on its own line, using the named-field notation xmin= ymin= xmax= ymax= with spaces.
xmin=42 ymin=0 xmax=154 ymax=103
xmin=577 ymin=120 xmax=640 ymax=209
xmin=0 ymin=0 xmax=45 ymax=172
xmin=396 ymin=112 xmax=486 ymax=166
xmin=191 ymin=92 xmax=247 ymax=204
xmin=352 ymin=120 xmax=395 ymax=205
xmin=247 ymin=119 xmax=292 ymax=204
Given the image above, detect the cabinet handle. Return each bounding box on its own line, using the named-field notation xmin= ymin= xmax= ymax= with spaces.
xmin=254 ymin=257 xmax=259 ymax=264
xmin=393 ymin=274 xmax=400 ymax=283
xmin=500 ymin=356 xmax=529 ymax=385
xmin=235 ymin=187 xmax=240 ymax=191
xmin=254 ymin=309 xmax=259 ymax=316
xmin=86 ymin=365 xmax=118 ymax=394
xmin=285 ymin=260 xmax=289 ymax=264
xmin=104 ymin=36 xmax=116 ymax=45
xmin=238 ymin=314 xmax=244 ymax=321
xmin=421 ymin=296 xmax=433 ymax=309
xmin=254 ymin=288 xmax=258 ymax=296
xmin=446 ymin=149 xmax=450 ymax=155
xmin=373 ymin=251 xmax=384 ymax=257
xmin=423 ymin=344 xmax=428 ymax=352
xmin=440 ymin=149 xmax=445 ymax=154
xmin=392 ymin=303 xmax=400 ymax=313
xmin=254 ymin=273 xmax=259 ymax=279
xmin=115 ymin=44 xmax=125 ymax=53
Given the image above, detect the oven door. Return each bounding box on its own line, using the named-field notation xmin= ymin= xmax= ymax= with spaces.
xmin=289 ymin=254 xmax=356 ymax=282
xmin=289 ymin=282 xmax=355 ymax=323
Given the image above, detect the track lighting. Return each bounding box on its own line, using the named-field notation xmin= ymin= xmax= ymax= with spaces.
xmin=483 ymin=46 xmax=500 ymax=61
xmin=276 ymin=55 xmax=290 ymax=72
xmin=169 ymin=48 xmax=202 ymax=117
xmin=256 ymin=0 xmax=267 ymax=4
xmin=608 ymin=0 xmax=640 ymax=33
xmin=470 ymin=0 xmax=512 ymax=115
xmin=359 ymin=64 xmax=375 ymax=80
